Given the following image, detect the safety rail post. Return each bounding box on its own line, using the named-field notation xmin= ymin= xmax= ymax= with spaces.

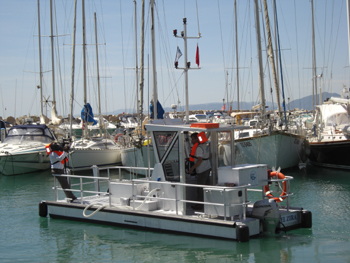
xmin=286 ymin=179 xmax=290 ymax=211
xmin=108 ymin=176 xmax=112 ymax=208
xmin=79 ymin=177 xmax=83 ymax=204
xmin=92 ymin=165 xmax=100 ymax=195
xmin=175 ymin=184 xmax=178 ymax=215
xmin=132 ymin=180 xmax=135 ymax=210
xmin=119 ymin=167 xmax=121 ymax=181
xmin=223 ymin=188 xmax=227 ymax=221
xmin=54 ymin=176 xmax=58 ymax=201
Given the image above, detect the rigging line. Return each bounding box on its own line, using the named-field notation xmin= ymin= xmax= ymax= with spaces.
xmin=217 ymin=0 xmax=227 ymax=98
xmin=159 ymin=0 xmax=178 ymax=104
xmin=164 ymin=72 xmax=185 ymax=104
xmin=322 ymin=0 xmax=328 ymax=80
xmin=259 ymin=0 xmax=274 ymax=107
xmin=156 ymin=1 xmax=180 ymax=104
xmin=53 ymin=1 xmax=66 ymax=117
xmin=23 ymin=13 xmax=38 ymax=118
xmin=325 ymin=1 xmax=335 ymax=93
xmin=328 ymin=0 xmax=344 ymax=93
xmin=195 ymin=0 xmax=201 ymax=37
xmin=293 ymin=0 xmax=302 ymax=109
xmin=119 ymin=0 xmax=127 ymax=113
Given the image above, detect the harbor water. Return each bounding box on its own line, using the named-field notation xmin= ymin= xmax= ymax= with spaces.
xmin=1 ymin=165 xmax=350 ymax=262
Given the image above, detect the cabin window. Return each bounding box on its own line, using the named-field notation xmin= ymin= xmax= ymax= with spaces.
xmin=162 ymin=136 xmax=180 ymax=182
xmin=153 ymin=131 xmax=177 ymax=162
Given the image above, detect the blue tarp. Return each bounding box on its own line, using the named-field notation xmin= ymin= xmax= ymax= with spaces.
xmin=81 ymin=103 xmax=97 ymax=125
xmin=150 ymin=100 xmax=164 ymax=119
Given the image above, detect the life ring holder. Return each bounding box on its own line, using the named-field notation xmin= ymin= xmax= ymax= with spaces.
xmin=114 ymin=133 xmax=124 ymax=143
xmin=264 ymin=171 xmax=288 ymax=203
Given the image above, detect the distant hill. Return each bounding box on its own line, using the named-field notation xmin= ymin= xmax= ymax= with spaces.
xmin=108 ymin=92 xmax=340 ymax=115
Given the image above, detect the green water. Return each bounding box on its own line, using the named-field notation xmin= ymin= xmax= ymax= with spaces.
xmin=1 ymin=165 xmax=350 ymax=262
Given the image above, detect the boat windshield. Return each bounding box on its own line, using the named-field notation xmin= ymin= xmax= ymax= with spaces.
xmin=3 ymin=135 xmax=52 ymax=144
xmin=195 ymin=115 xmax=207 ymax=120
xmin=4 ymin=126 xmax=55 ymax=144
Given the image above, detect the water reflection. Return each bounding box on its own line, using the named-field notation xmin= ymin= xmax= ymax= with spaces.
xmin=38 ymin=219 xmax=313 ymax=262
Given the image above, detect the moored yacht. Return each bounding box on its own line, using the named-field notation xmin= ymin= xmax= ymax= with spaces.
xmin=0 ymin=123 xmax=57 ymax=175
xmin=307 ymin=97 xmax=350 ymax=169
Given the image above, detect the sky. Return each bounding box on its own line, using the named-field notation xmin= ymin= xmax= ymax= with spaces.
xmin=0 ymin=0 xmax=349 ymax=119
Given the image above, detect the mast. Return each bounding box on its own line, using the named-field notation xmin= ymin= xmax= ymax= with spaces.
xmin=94 ymin=12 xmax=103 ymax=137
xmin=273 ymin=0 xmax=279 ymax=98
xmin=69 ymin=0 xmax=77 ymax=137
xmin=139 ymin=0 xmax=145 ymax=132
xmin=263 ymin=0 xmax=281 ymax=114
xmin=347 ymin=0 xmax=350 ymax=76
xmin=183 ymin=18 xmax=190 ymax=122
xmin=311 ymin=0 xmax=317 ymax=108
xmin=134 ymin=0 xmax=139 ymax=120
xmin=150 ymin=0 xmax=158 ymax=120
xmin=82 ymin=0 xmax=88 ymax=138
xmin=254 ymin=0 xmax=266 ymax=116
xmin=235 ymin=0 xmax=239 ymax=111
xmin=49 ymin=0 xmax=57 ymax=115
xmin=173 ymin=18 xmax=201 ymax=123
xmin=37 ymin=0 xmax=44 ymax=124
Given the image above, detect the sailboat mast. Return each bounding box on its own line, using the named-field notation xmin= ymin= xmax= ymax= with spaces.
xmin=150 ymin=0 xmax=158 ymax=120
xmin=134 ymin=0 xmax=139 ymax=118
xmin=262 ymin=0 xmax=281 ymax=114
xmin=311 ymin=0 xmax=317 ymax=108
xmin=82 ymin=0 xmax=88 ymax=138
xmin=50 ymin=0 xmax=57 ymax=114
xmin=69 ymin=0 xmax=77 ymax=137
xmin=139 ymin=0 xmax=145 ymax=131
xmin=347 ymin=0 xmax=350 ymax=76
xmin=94 ymin=12 xmax=102 ymax=137
xmin=235 ymin=0 xmax=239 ymax=111
xmin=254 ymin=0 xmax=266 ymax=116
xmin=82 ymin=0 xmax=87 ymax=107
xmin=37 ymin=0 xmax=44 ymax=123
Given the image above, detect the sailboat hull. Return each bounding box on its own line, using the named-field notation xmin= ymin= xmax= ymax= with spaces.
xmin=67 ymin=148 xmax=122 ymax=171
xmin=121 ymin=146 xmax=155 ymax=175
xmin=308 ymin=140 xmax=350 ymax=169
xmin=221 ymin=131 xmax=306 ymax=170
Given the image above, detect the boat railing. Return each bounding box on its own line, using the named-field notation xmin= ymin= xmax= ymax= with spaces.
xmin=53 ymin=165 xmax=153 ymax=202
xmin=53 ymin=168 xmax=295 ymax=219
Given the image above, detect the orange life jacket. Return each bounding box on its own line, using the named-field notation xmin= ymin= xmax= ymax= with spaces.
xmin=46 ymin=143 xmax=68 ymax=164
xmin=53 ymin=150 xmax=69 ymax=164
xmin=45 ymin=144 xmax=52 ymax=155
xmin=189 ymin=142 xmax=199 ymax=162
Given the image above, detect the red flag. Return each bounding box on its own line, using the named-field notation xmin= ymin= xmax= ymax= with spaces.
xmin=221 ymin=104 xmax=226 ymax=111
xmin=196 ymin=44 xmax=199 ymax=67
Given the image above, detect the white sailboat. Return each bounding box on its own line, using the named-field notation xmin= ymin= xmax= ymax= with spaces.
xmin=305 ymin=0 xmax=350 ymax=169
xmin=67 ymin=1 xmax=121 ymax=171
xmin=221 ymin=0 xmax=307 ymax=171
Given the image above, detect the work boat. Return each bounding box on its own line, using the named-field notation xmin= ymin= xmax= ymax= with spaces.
xmin=39 ymin=119 xmax=312 ymax=242
xmin=0 ymin=124 xmax=57 ymax=175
